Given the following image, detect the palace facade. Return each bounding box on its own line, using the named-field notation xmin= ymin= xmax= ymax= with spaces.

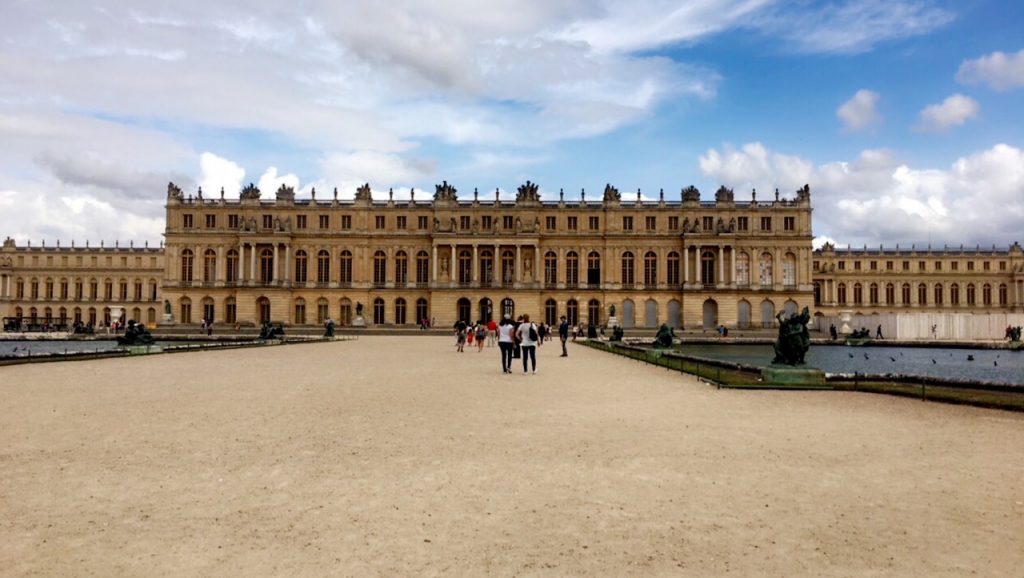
xmin=1 ymin=180 xmax=1021 ymax=331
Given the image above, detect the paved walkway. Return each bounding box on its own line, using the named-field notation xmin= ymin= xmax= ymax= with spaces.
xmin=2 ymin=336 xmax=1022 ymax=576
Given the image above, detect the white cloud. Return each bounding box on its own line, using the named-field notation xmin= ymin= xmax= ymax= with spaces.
xmin=257 ymin=167 xmax=301 ymax=197
xmin=198 ymin=153 xmax=245 ymax=197
xmin=956 ymin=49 xmax=1024 ymax=91
xmin=320 ymin=151 xmax=436 ymax=193
xmin=837 ymin=89 xmax=881 ymax=131
xmin=699 ymin=142 xmax=1024 ymax=247
xmin=915 ymin=94 xmax=979 ymax=132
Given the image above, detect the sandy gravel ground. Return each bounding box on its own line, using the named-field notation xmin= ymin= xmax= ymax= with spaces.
xmin=2 ymin=336 xmax=1022 ymax=577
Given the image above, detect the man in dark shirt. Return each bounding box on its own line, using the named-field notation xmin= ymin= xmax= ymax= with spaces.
xmin=558 ymin=316 xmax=570 ymax=357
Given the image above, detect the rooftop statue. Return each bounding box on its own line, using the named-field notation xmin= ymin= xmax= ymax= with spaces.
xmin=516 ymin=180 xmax=540 ymax=204
xmin=796 ymin=183 xmax=811 ymax=202
xmin=167 ymin=181 xmax=184 ymax=201
xmin=276 ymin=183 xmax=295 ymax=201
xmin=239 ymin=183 xmax=261 ymax=200
xmin=682 ymin=185 xmax=701 ymax=203
xmin=714 ymin=185 xmax=734 ymax=203
xmin=603 ymin=183 xmax=621 ymax=202
xmin=771 ymin=307 xmax=811 ymax=365
xmin=355 ymin=183 xmax=373 ymax=201
xmin=434 ymin=180 xmax=458 ymax=202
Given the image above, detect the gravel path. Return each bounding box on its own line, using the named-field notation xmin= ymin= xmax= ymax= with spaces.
xmin=2 ymin=336 xmax=1022 ymax=576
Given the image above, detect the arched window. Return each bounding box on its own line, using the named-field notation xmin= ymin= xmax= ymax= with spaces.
xmin=373 ymin=251 xmax=387 ymax=286
xmin=934 ymin=284 xmax=944 ymax=306
xmin=73 ymin=307 xmax=82 ymax=324
xmin=259 ymin=249 xmax=274 ymax=283
xmin=587 ymin=251 xmax=601 ymax=285
xmin=885 ymin=283 xmax=895 ymax=304
xmin=813 ymin=282 xmax=822 ymax=305
xmin=226 ymin=250 xmax=239 ymax=283
xmin=294 ymin=298 xmax=306 ymax=324
xmin=395 ymin=298 xmax=407 ymax=325
xmin=566 ymin=251 xmax=579 ymax=286
xmin=982 ymin=283 xmax=992 ymax=305
xmin=201 ymin=297 xmax=214 ymax=324
xmin=181 ymin=249 xmax=194 ymax=282
xmin=225 ymin=297 xmax=237 ymax=324
xmin=340 ymin=250 xmax=353 ymax=284
xmin=566 ymin=299 xmax=579 ymax=326
xmin=967 ymin=284 xmax=976 ymax=306
xmin=837 ymin=283 xmax=847 ymax=305
xmin=256 ymin=296 xmax=271 ymax=324
xmin=317 ymin=250 xmax=331 ymax=284
xmin=544 ymin=251 xmax=557 ymax=285
xmin=736 ymin=252 xmax=750 ymax=286
xmin=395 ymin=251 xmax=408 ymax=285
xmin=588 ymin=299 xmax=601 ymax=326
xmin=950 ymin=283 xmax=960 ymax=305
xmin=701 ymin=251 xmax=715 ymax=285
xmin=340 ymin=298 xmax=352 ymax=325
xmin=416 ymin=251 xmax=430 ymax=285
xmin=901 ymin=283 xmax=911 ymax=304
xmin=501 ymin=297 xmax=515 ymax=318
xmin=456 ymin=297 xmax=471 ymax=323
xmin=373 ymin=298 xmax=386 ymax=324
xmin=204 ymin=249 xmax=217 ymax=283
xmin=545 ymin=298 xmax=557 ymax=326
xmin=147 ymin=308 xmax=156 ymax=324
xmin=479 ymin=249 xmax=494 ymax=286
xmin=621 ymin=251 xmax=635 ymax=286
xmin=758 ymin=252 xmax=773 ymax=286
xmin=180 ymin=297 xmax=192 ymax=324
xmin=853 ymin=283 xmax=863 ymax=305
xmin=416 ymin=298 xmax=429 ymax=326
xmin=643 ymin=251 xmax=657 ymax=286
xmin=317 ymin=297 xmax=329 ymax=324
xmin=869 ymin=283 xmax=879 ymax=305
xmin=782 ymin=252 xmax=797 ymax=286
xmin=918 ymin=283 xmax=927 ymax=305
xmin=88 ymin=307 xmax=97 ymax=325
xmin=499 ymin=251 xmax=515 ymax=286
xmin=294 ymin=250 xmax=308 ymax=283
xmin=458 ymin=250 xmax=471 ymax=284
xmin=667 ymin=252 xmax=680 ymax=286
xmin=999 ymin=283 xmax=1008 ymax=306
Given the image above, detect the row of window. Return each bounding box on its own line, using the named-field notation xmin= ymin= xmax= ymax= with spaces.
xmin=181 ymin=213 xmax=797 ymax=233
xmin=816 ymin=259 xmax=1007 ymax=272
xmin=178 ymin=248 xmax=799 ymax=287
xmin=818 ymin=282 xmax=1011 ymax=307
xmin=10 ymin=277 xmax=159 ymax=302
xmin=10 ymin=306 xmax=158 ymax=326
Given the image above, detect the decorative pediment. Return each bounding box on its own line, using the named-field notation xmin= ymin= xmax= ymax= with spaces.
xmin=516 ymin=180 xmax=540 ymax=204
xmin=434 ymin=181 xmax=457 ymax=202
xmin=167 ymin=181 xmax=184 ymax=201
xmin=355 ymin=183 xmax=373 ymax=201
xmin=682 ymin=186 xmax=700 ymax=203
xmin=714 ymin=185 xmax=734 ymax=203
xmin=602 ymin=183 xmax=620 ymax=203
xmin=239 ymin=183 xmax=261 ymax=200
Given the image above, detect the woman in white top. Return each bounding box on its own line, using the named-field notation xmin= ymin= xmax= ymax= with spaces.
xmin=497 ymin=315 xmax=516 ymax=374
xmin=516 ymin=313 xmax=539 ymax=374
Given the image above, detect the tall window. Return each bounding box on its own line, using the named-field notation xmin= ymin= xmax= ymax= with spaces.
xmin=901 ymin=283 xmax=911 ymax=304
xmin=545 ymin=299 xmax=557 ymax=326
xmin=566 ymin=251 xmax=579 ymax=286
xmin=317 ymin=250 xmax=331 ymax=284
xmin=416 ymin=298 xmax=429 ymax=325
xmin=837 ymin=283 xmax=847 ymax=304
xmin=643 ymin=251 xmax=657 ymax=285
xmin=259 ymin=249 xmax=274 ymax=283
xmin=587 ymin=251 xmax=601 ymax=285
xmin=179 ymin=298 xmax=192 ymax=324
xmin=317 ymin=298 xmax=329 ymax=324
xmin=782 ymin=253 xmax=796 ymax=286
xmin=373 ymin=251 xmax=387 ymax=285
xmin=951 ymin=284 xmax=960 ymax=305
xmin=667 ymin=252 xmax=680 ymax=286
xmin=701 ymin=251 xmax=715 ymax=285
xmin=967 ymin=284 xmax=976 ymax=305
xmin=566 ymin=299 xmax=579 ymax=326
xmin=885 ymin=283 xmax=895 ymax=304
xmin=501 ymin=250 xmax=515 ymax=285
xmin=294 ymin=298 xmax=306 ymax=324
xmin=934 ymin=284 xmax=944 ymax=305
xmin=479 ymin=250 xmax=493 ymax=286
xmin=202 ymin=299 xmax=214 ymax=324
xmin=983 ymin=284 xmax=992 ymax=305
xmin=395 ymin=251 xmax=408 ymax=284
xmin=621 ymin=251 xmax=635 ymax=286
xmin=395 ymin=298 xmax=407 ymax=325
xmin=373 ymin=298 xmax=385 ymax=324
xmin=999 ymin=284 xmax=1008 ymax=306
xmin=458 ymin=250 xmax=471 ymax=284
xmin=758 ymin=253 xmax=773 ymax=286
xmin=181 ymin=249 xmax=194 ymax=282
xmin=870 ymin=283 xmax=879 ymax=304
xmin=588 ymin=299 xmax=601 ymax=326
xmin=917 ymin=283 xmax=927 ymax=305
xmin=416 ymin=251 xmax=429 ymax=284
xmin=736 ymin=252 xmax=750 ymax=286
xmin=204 ymin=250 xmax=217 ymax=283
xmin=336 ymin=250 xmax=352 ymax=284
xmin=544 ymin=251 xmax=557 ymax=285
xmin=294 ymin=250 xmax=308 ymax=283
xmin=227 ymin=250 xmax=239 ymax=283
xmin=853 ymin=283 xmax=863 ymax=304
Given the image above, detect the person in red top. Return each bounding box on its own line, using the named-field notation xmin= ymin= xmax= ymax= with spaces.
xmin=487 ymin=318 xmax=498 ymax=347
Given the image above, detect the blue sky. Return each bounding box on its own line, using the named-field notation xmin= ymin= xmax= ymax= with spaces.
xmin=0 ymin=0 xmax=1021 ymax=248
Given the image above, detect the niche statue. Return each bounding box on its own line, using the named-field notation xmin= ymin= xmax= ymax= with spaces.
xmin=771 ymin=307 xmax=811 ymax=365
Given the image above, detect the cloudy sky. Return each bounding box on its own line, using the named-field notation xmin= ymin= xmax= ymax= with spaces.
xmin=1 ymin=0 xmax=1022 ymax=248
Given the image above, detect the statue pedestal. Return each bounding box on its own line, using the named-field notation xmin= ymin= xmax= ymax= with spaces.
xmin=128 ymin=345 xmax=163 ymax=355
xmin=351 ymin=315 xmax=367 ymax=327
xmin=608 ymin=316 xmax=620 ymax=327
xmin=761 ymin=366 xmax=829 ymax=389
xmin=839 ymin=310 xmax=853 ymax=335
xmin=162 ymin=313 xmax=174 ymax=325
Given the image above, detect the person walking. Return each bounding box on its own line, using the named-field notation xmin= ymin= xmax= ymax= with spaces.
xmin=487 ymin=318 xmax=497 ymax=347
xmin=558 ymin=315 xmax=569 ymax=357
xmin=476 ymin=322 xmax=486 ymax=352
xmin=497 ymin=314 xmax=515 ymax=373
xmin=516 ymin=313 xmax=539 ymax=374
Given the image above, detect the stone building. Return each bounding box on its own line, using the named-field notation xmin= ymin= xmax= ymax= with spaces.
xmin=812 ymin=242 xmax=1024 ymax=315
xmin=157 ymin=181 xmax=814 ymax=329
xmin=0 ymin=236 xmax=163 ymax=331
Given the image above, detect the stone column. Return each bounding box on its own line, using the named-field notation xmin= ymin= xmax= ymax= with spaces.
xmin=683 ymin=245 xmax=689 ymax=285
xmin=718 ymin=245 xmax=724 ymax=285
xmin=249 ymin=243 xmax=257 ymax=283
xmin=472 ymin=244 xmax=479 ymax=282
xmin=730 ymin=246 xmax=736 ymax=286
xmin=516 ymin=244 xmax=522 ymax=283
xmin=284 ymin=244 xmax=290 ymax=282
xmin=432 ymin=245 xmax=438 ymax=282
